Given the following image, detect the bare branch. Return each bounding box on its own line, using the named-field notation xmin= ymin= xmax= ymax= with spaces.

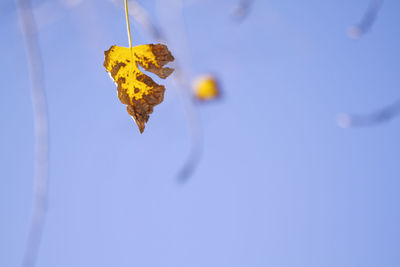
xmin=173 ymin=70 xmax=203 ymax=184
xmin=15 ymin=0 xmax=49 ymax=266
xmin=348 ymin=0 xmax=384 ymax=39
xmin=337 ymin=99 xmax=400 ymax=128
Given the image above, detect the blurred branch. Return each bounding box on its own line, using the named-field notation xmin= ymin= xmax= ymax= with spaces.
xmin=109 ymin=0 xmax=162 ymax=40
xmin=231 ymin=0 xmax=253 ymax=22
xmin=173 ymin=70 xmax=203 ymax=184
xmin=337 ymin=99 xmax=400 ymax=128
xmin=159 ymin=0 xmax=204 ymax=183
xmin=108 ymin=0 xmax=203 ymax=183
xmin=348 ymin=0 xmax=384 ymax=39
xmin=16 ymin=0 xmax=49 ymax=266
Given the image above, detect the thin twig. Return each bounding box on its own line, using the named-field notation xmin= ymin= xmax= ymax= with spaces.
xmin=348 ymin=0 xmax=384 ymax=39
xmin=337 ymin=99 xmax=400 ymax=128
xmin=16 ymin=0 xmax=49 ymax=267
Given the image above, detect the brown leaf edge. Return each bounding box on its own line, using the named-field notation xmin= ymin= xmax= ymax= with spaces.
xmin=104 ymin=44 xmax=174 ymax=133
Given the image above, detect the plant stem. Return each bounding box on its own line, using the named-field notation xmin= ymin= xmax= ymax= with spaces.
xmin=125 ymin=0 xmax=132 ymax=48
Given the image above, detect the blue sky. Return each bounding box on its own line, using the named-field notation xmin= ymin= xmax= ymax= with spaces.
xmin=1 ymin=0 xmax=400 ymax=266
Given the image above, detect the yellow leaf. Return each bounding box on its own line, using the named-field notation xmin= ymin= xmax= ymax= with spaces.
xmin=103 ymin=44 xmax=174 ymax=133
xmin=193 ymin=75 xmax=220 ymax=101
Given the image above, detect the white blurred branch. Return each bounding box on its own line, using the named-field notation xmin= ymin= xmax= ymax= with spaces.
xmin=16 ymin=0 xmax=49 ymax=266
xmin=337 ymin=99 xmax=400 ymax=128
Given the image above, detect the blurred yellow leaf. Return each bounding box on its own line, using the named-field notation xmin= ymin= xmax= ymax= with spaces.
xmin=104 ymin=44 xmax=174 ymax=133
xmin=193 ymin=75 xmax=220 ymax=101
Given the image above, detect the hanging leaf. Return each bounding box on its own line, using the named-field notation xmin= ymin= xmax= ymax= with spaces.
xmin=193 ymin=74 xmax=220 ymax=101
xmin=104 ymin=44 xmax=174 ymax=133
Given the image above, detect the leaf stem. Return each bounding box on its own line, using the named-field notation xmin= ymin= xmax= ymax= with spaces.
xmin=124 ymin=0 xmax=132 ymax=48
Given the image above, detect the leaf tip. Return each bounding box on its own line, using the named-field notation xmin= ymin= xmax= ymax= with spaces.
xmin=136 ymin=120 xmax=145 ymax=134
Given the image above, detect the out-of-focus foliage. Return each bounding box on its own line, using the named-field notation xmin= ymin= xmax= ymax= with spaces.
xmin=193 ymin=75 xmax=220 ymax=102
xmin=103 ymin=44 xmax=174 ymax=133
